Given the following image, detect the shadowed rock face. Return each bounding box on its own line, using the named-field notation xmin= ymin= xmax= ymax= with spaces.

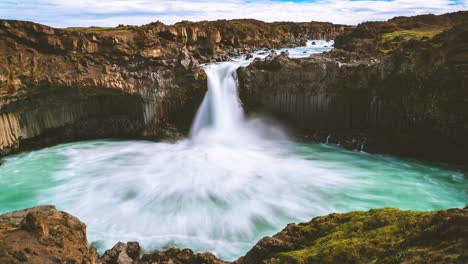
xmin=238 ymin=11 xmax=468 ymax=165
xmin=0 ymin=19 xmax=350 ymax=156
xmin=334 ymin=11 xmax=468 ymax=55
xmin=1 ymin=205 xmax=467 ymax=264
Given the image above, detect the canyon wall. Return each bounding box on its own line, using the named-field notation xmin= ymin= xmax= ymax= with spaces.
xmin=238 ymin=12 xmax=468 ymax=164
xmin=0 ymin=19 xmax=350 ymax=156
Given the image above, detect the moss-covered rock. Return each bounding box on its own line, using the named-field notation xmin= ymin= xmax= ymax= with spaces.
xmin=237 ymin=207 xmax=468 ymax=264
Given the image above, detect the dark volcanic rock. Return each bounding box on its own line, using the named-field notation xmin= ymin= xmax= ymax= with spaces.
xmin=0 ymin=19 xmax=350 ymax=157
xmin=334 ymin=11 xmax=468 ymax=54
xmin=139 ymin=248 xmax=228 ymax=264
xmin=238 ymin=11 xmax=468 ymax=165
xmin=101 ymin=242 xmax=141 ymax=264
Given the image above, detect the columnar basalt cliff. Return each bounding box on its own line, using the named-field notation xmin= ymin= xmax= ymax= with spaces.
xmin=1 ymin=205 xmax=467 ymax=263
xmin=0 ymin=19 xmax=350 ymax=156
xmin=238 ymin=11 xmax=468 ymax=164
xmin=0 ymin=20 xmax=205 ymax=155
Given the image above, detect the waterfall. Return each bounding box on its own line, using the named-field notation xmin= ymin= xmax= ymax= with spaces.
xmin=188 ymin=56 xmax=289 ymax=147
xmin=190 ymin=39 xmax=335 ymax=146
xmin=190 ymin=62 xmax=245 ymax=140
xmin=1 ymin=40 xmax=466 ymax=262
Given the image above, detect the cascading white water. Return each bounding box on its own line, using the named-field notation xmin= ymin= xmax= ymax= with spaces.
xmin=190 ymin=39 xmax=335 ymax=141
xmin=190 ymin=54 xmax=291 ymax=147
xmin=190 ymin=62 xmax=246 ymax=142
xmin=1 ymin=39 xmax=466 ymax=261
xmin=192 ymin=39 xmax=336 ymax=139
xmin=189 ymin=40 xmax=336 ymax=145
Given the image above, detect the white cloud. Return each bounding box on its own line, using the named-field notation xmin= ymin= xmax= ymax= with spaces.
xmin=0 ymin=0 xmax=466 ymax=27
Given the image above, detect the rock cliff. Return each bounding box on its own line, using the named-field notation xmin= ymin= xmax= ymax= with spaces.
xmin=1 ymin=205 xmax=467 ymax=263
xmin=238 ymin=11 xmax=468 ymax=164
xmin=0 ymin=19 xmax=350 ymax=156
xmin=0 ymin=206 xmax=99 ymax=264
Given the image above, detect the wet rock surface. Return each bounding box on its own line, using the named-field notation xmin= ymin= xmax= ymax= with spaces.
xmin=1 ymin=205 xmax=467 ymax=264
xmin=238 ymin=11 xmax=468 ymax=165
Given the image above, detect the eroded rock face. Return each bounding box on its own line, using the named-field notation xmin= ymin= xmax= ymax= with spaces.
xmin=238 ymin=11 xmax=468 ymax=164
xmin=0 ymin=20 xmax=206 ymax=156
xmin=0 ymin=206 xmax=98 ymax=264
xmin=0 ymin=19 xmax=350 ymax=156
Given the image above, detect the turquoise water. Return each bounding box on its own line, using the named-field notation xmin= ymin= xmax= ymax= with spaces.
xmin=0 ymin=40 xmax=466 ymax=260
xmin=0 ymin=139 xmax=466 ymax=260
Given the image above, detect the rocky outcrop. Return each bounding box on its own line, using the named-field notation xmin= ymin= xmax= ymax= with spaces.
xmin=149 ymin=20 xmax=350 ymax=58
xmin=1 ymin=205 xmax=467 ymax=264
xmin=0 ymin=19 xmax=350 ymax=156
xmin=238 ymin=11 xmax=468 ymax=164
xmin=236 ymin=207 xmax=468 ymax=264
xmin=334 ymin=11 xmax=468 ymax=54
xmin=0 ymin=206 xmax=99 ymax=264
xmin=0 ymin=19 xmax=206 ymax=156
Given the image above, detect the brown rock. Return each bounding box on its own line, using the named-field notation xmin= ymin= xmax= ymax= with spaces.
xmin=126 ymin=242 xmax=141 ymax=260
xmin=20 ymin=211 xmax=49 ymax=236
xmin=0 ymin=205 xmax=56 ymax=226
xmin=0 ymin=206 xmax=98 ymax=264
xmin=1 ymin=18 xmax=350 ymax=157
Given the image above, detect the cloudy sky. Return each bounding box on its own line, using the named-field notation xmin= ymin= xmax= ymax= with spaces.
xmin=0 ymin=0 xmax=467 ymax=28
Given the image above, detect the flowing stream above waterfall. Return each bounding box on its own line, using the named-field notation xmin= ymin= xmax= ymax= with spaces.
xmin=0 ymin=40 xmax=467 ymax=261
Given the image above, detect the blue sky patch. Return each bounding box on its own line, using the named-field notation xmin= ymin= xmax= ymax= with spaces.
xmin=0 ymin=0 xmax=466 ymax=27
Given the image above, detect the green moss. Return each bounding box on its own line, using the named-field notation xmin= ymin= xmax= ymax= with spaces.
xmin=267 ymin=208 xmax=467 ymax=264
xmin=380 ymin=30 xmax=443 ymax=53
xmin=382 ymin=30 xmax=440 ymax=39
xmin=62 ymin=26 xmax=135 ymax=33
xmin=6 ymin=221 xmax=19 ymax=226
xmin=196 ymin=70 xmax=207 ymax=81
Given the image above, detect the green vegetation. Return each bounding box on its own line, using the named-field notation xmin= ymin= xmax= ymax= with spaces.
xmin=196 ymin=70 xmax=207 ymax=81
xmin=268 ymin=208 xmax=468 ymax=264
xmin=382 ymin=30 xmax=437 ymax=39
xmin=4 ymin=221 xmax=19 ymax=227
xmin=62 ymin=25 xmax=136 ymax=33
xmin=380 ymin=30 xmax=443 ymax=53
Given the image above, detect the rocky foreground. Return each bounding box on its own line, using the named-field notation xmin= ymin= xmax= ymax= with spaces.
xmin=0 ymin=205 xmax=467 ymax=264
